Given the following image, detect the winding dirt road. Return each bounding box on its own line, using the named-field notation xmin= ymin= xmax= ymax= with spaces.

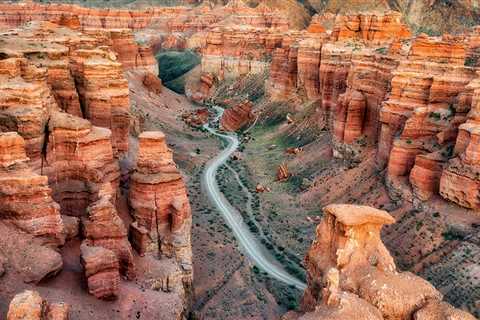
xmin=201 ymin=106 xmax=306 ymax=291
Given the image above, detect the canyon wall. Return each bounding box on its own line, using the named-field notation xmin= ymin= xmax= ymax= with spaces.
xmin=258 ymin=11 xmax=480 ymax=212
xmin=284 ymin=204 xmax=476 ymax=320
xmin=0 ymin=19 xmax=192 ymax=318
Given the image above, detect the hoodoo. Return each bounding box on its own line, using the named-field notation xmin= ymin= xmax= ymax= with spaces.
xmin=285 ymin=204 xmax=476 ymax=320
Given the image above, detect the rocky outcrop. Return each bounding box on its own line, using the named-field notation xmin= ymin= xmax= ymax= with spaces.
xmin=201 ymin=27 xmax=285 ymax=80
xmin=0 ymin=21 xmax=132 ymax=157
xmin=333 ymin=47 xmax=399 ymax=150
xmin=296 ymin=36 xmax=324 ymax=101
xmin=129 ymin=131 xmax=192 ymax=295
xmin=108 ymin=29 xmax=158 ymax=75
xmin=80 ymin=243 xmax=120 ymax=300
xmin=143 ymin=72 xmax=163 ymax=94
xmin=82 ymin=196 xmax=135 ymax=280
xmin=220 ymin=101 xmax=255 ymax=131
xmin=0 ymin=2 xmax=189 ymax=31
xmin=186 ymin=72 xmax=216 ymax=104
xmin=0 ymin=132 xmax=64 ymax=246
xmin=294 ymin=204 xmax=476 ymax=320
xmin=7 ymin=290 xmax=69 ymax=320
xmin=379 ymin=35 xmax=476 ymax=204
xmin=266 ymin=44 xmax=299 ymax=100
xmin=0 ymin=132 xmax=64 ymax=283
xmin=43 ymin=111 xmax=120 ymax=217
xmin=331 ymin=12 xmax=411 ymax=43
xmin=0 ymin=57 xmax=55 ymax=170
xmin=71 ymin=48 xmax=130 ymax=155
xmin=439 ymin=76 xmax=480 ymax=208
xmin=0 ymin=10 xmax=194 ymax=318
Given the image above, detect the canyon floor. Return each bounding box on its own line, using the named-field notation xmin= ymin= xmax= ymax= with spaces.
xmin=129 ymin=70 xmax=304 ymax=319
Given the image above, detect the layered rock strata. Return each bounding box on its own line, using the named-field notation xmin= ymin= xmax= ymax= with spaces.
xmin=0 ymin=132 xmax=64 ymax=246
xmin=129 ymin=131 xmax=192 ymax=294
xmin=82 ymin=196 xmax=135 ymax=279
xmin=80 ymin=243 xmax=121 ymax=300
xmin=289 ymin=204 xmax=476 ymax=320
xmin=380 ymin=35 xmax=476 ymax=204
xmin=220 ymin=101 xmax=255 ymax=132
xmin=0 ymin=21 xmax=132 ymax=157
xmin=0 ymin=2 xmax=189 ymax=31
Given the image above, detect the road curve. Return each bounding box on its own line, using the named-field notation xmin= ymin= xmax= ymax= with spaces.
xmin=201 ymin=106 xmax=307 ymax=291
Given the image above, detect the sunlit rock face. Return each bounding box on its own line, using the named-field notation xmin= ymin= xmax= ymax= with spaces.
xmin=0 ymin=6 xmax=195 ymax=317
xmin=129 ymin=131 xmax=193 ymax=297
xmin=285 ymin=204 xmax=476 ymax=320
xmin=439 ymin=76 xmax=480 ymax=209
xmin=330 ymin=11 xmax=412 ymax=43
xmin=0 ymin=132 xmax=64 ymax=246
xmin=379 ymin=35 xmax=476 ymax=204
xmin=0 ymin=2 xmax=189 ymax=30
xmin=0 ymin=21 xmax=132 ymax=157
xmin=7 ymin=290 xmax=70 ymax=320
xmin=201 ymin=26 xmax=284 ymax=80
xmin=80 ymin=243 xmax=121 ymax=300
xmin=220 ymin=101 xmax=255 ymax=131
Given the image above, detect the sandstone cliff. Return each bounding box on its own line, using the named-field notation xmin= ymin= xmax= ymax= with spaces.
xmin=129 ymin=131 xmax=193 ymax=300
xmin=287 ymin=204 xmax=476 ymax=320
xmin=0 ymin=19 xmax=192 ymax=318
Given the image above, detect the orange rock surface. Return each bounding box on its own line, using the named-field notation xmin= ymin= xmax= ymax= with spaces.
xmin=129 ymin=131 xmax=192 ymax=287
xmin=80 ymin=243 xmax=121 ymax=300
xmin=0 ymin=132 xmax=64 ymax=246
xmin=7 ymin=290 xmax=69 ymax=320
xmin=220 ymin=101 xmax=255 ymax=132
xmin=331 ymin=12 xmax=411 ymax=43
xmin=295 ymin=204 xmax=476 ymax=320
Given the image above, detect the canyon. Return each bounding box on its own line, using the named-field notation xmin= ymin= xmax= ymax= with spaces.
xmin=0 ymin=0 xmax=479 ymax=319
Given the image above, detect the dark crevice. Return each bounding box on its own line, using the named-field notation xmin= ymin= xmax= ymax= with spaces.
xmin=41 ymin=118 xmax=50 ymax=175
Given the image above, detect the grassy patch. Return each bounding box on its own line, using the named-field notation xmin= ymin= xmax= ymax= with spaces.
xmin=156 ymin=50 xmax=200 ymax=93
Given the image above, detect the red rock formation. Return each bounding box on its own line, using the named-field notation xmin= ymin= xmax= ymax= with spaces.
xmin=295 ymin=204 xmax=476 ymax=320
xmin=220 ymin=101 xmax=255 ymax=131
xmin=71 ymin=48 xmax=130 ymax=155
xmin=266 ymin=44 xmax=299 ymax=100
xmin=7 ymin=290 xmax=69 ymax=320
xmin=143 ymin=72 xmax=163 ymax=94
xmin=43 ymin=111 xmax=120 ymax=217
xmin=375 ymin=35 xmax=477 ymax=205
xmin=162 ymin=34 xmax=187 ymax=50
xmin=0 ymin=22 xmax=133 ymax=157
xmin=334 ymin=89 xmax=366 ymax=144
xmin=0 ymin=2 xmax=190 ymax=31
xmin=319 ymin=43 xmax=353 ymax=116
xmin=82 ymin=196 xmax=135 ymax=279
xmin=333 ymin=48 xmax=399 ymax=148
xmin=439 ymin=76 xmax=480 ymax=208
xmin=276 ymin=163 xmax=290 ymax=181
xmin=201 ymin=26 xmax=285 ymax=79
xmin=331 ymin=11 xmax=411 ymax=43
xmin=129 ymin=132 xmax=192 ymax=268
xmin=186 ymin=72 xmax=216 ymax=104
xmin=0 ymin=132 xmax=64 ymax=246
xmin=0 ymin=57 xmax=55 ymax=170
xmin=297 ymin=36 xmax=324 ymax=100
xmin=80 ymin=243 xmax=120 ymax=300
xmin=109 ymin=29 xmax=158 ymax=74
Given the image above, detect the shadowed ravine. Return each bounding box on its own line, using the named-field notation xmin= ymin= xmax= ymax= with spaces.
xmin=201 ymin=106 xmax=307 ymax=291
